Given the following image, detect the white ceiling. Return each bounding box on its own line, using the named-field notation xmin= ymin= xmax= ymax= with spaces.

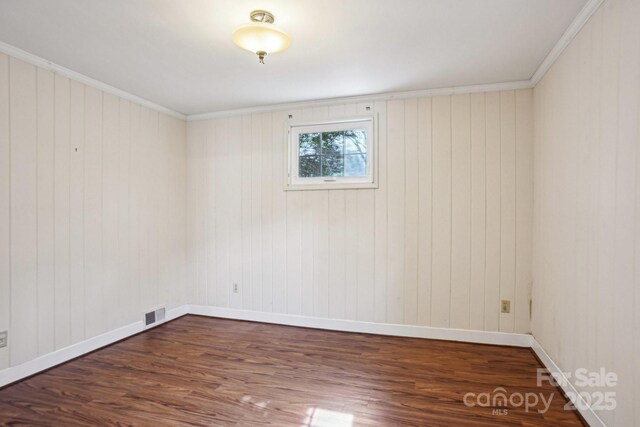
xmin=0 ymin=0 xmax=587 ymax=115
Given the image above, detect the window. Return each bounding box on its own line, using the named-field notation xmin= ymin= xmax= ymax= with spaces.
xmin=287 ymin=116 xmax=376 ymax=190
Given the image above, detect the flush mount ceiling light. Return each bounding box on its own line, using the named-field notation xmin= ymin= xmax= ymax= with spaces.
xmin=232 ymin=10 xmax=291 ymax=64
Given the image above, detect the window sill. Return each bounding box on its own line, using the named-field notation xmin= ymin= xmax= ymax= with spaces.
xmin=285 ymin=182 xmax=379 ymax=191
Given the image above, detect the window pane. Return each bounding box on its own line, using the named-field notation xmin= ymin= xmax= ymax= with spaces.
xmin=299 ymin=132 xmax=320 ymax=156
xmin=344 ymin=129 xmax=366 ymax=154
xmin=299 ymin=155 xmax=320 ymax=177
xmin=321 ymin=131 xmax=344 ymax=157
xmin=321 ymin=155 xmax=344 ymax=177
xmin=344 ymin=153 xmax=366 ymax=176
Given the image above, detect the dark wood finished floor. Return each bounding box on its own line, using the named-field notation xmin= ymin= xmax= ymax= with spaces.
xmin=0 ymin=315 xmax=584 ymax=426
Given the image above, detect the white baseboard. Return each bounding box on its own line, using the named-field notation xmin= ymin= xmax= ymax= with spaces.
xmin=0 ymin=304 xmax=188 ymax=388
xmin=530 ymin=337 xmax=605 ymax=427
xmin=188 ymin=305 xmax=532 ymax=347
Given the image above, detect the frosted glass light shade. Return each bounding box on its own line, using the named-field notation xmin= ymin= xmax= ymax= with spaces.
xmin=232 ymin=23 xmax=290 ymax=55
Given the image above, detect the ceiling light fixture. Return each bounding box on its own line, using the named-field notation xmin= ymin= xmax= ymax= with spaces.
xmin=232 ymin=10 xmax=291 ymax=64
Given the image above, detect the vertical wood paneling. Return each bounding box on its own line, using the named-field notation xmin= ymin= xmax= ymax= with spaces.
xmin=313 ymin=188 xmax=330 ymax=318
xmin=186 ymin=117 xmax=200 ymax=306
xmin=373 ymin=100 xmax=388 ymax=324
xmin=240 ymin=114 xmax=252 ymax=309
xmin=36 ymin=68 xmax=55 ymax=355
xmin=0 ymin=52 xmax=187 ymax=370
xmin=285 ymin=145 xmax=302 ymax=315
xmin=68 ymin=80 xmax=85 ymax=344
xmin=356 ymin=189 xmax=375 ymax=322
xmin=556 ymin=40 xmax=580 ymax=374
xmin=484 ymin=92 xmax=501 ymax=331
xmin=573 ymin=27 xmax=591 ymax=384
xmin=611 ymin=1 xmax=637 ymax=424
xmin=260 ymin=112 xmax=274 ymax=312
xmin=450 ymin=94 xmax=471 ymax=329
xmin=0 ymin=53 xmax=10 ymax=369
xmin=53 ymin=74 xmax=71 ymax=349
xmin=515 ymin=90 xmax=533 ymax=334
xmin=137 ymin=106 xmax=149 ymax=312
xmin=417 ymin=97 xmax=432 ymax=326
xmin=102 ymin=93 xmax=119 ymax=330
xmin=499 ymin=91 xmax=516 ymax=333
xmin=532 ymin=1 xmax=639 ymax=425
xmin=403 ymin=98 xmax=419 ymax=325
xmin=157 ymin=114 xmax=170 ymax=309
xmin=344 ymin=188 xmax=358 ymax=320
xmin=584 ymin=10 xmax=601 ymax=387
xmin=173 ymin=118 xmax=188 ymax=307
xmin=200 ymin=118 xmax=212 ymax=306
xmin=300 ymin=187 xmax=315 ymax=317
xmin=469 ymin=93 xmax=486 ymax=330
xmin=271 ymin=111 xmax=287 ymax=314
xmin=146 ymin=110 xmax=160 ymax=310
xmin=228 ymin=115 xmax=243 ymax=309
xmin=10 ymin=58 xmax=38 ymax=365
xmin=186 ymin=89 xmax=533 ymax=335
xmin=430 ymin=96 xmax=452 ymax=328
xmin=595 ymin=6 xmax=618 ymax=424
xmin=0 ymin=55 xmax=187 ymax=371
xmin=83 ymin=87 xmax=103 ymax=338
xmin=327 ymin=189 xmax=346 ymax=319
xmin=214 ymin=118 xmax=228 ymax=307
xmin=128 ymin=103 xmax=142 ymax=317
xmin=117 ymin=99 xmax=132 ymax=322
xmin=250 ymin=113 xmax=263 ymax=310
xmin=386 ymin=99 xmax=405 ymax=324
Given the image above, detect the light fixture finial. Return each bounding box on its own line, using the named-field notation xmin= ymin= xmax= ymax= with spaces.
xmin=250 ymin=10 xmax=275 ymax=24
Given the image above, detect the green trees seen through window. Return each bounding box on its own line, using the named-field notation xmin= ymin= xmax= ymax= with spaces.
xmin=298 ymin=129 xmax=366 ymax=177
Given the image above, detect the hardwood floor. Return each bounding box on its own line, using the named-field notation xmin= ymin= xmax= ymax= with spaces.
xmin=0 ymin=315 xmax=584 ymax=426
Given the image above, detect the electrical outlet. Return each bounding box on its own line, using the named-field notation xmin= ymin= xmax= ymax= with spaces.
xmin=501 ymin=300 xmax=511 ymax=314
xmin=0 ymin=331 xmax=7 ymax=348
xmin=233 ymin=283 xmax=239 ymax=293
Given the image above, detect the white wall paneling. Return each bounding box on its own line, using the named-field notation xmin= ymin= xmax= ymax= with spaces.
xmin=0 ymin=52 xmax=187 ymax=371
xmin=532 ymin=0 xmax=639 ymax=425
xmin=187 ymin=89 xmax=534 ymax=334
xmin=36 ymin=68 xmax=55 ymax=356
xmin=9 ymin=57 xmax=38 ymax=366
xmin=0 ymin=51 xmax=10 ymax=369
xmin=53 ymin=73 xmax=71 ymax=350
xmin=430 ymin=95 xmax=452 ymax=328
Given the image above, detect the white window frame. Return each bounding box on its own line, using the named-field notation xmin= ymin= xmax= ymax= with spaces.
xmin=286 ymin=114 xmax=377 ymax=191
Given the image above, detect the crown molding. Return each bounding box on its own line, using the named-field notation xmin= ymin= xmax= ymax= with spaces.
xmin=0 ymin=41 xmax=186 ymax=120
xmin=1 ymin=0 xmax=603 ymax=123
xmin=187 ymin=0 xmax=604 ymax=122
xmin=187 ymin=80 xmax=533 ymax=121
xmin=529 ymin=0 xmax=604 ymax=85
